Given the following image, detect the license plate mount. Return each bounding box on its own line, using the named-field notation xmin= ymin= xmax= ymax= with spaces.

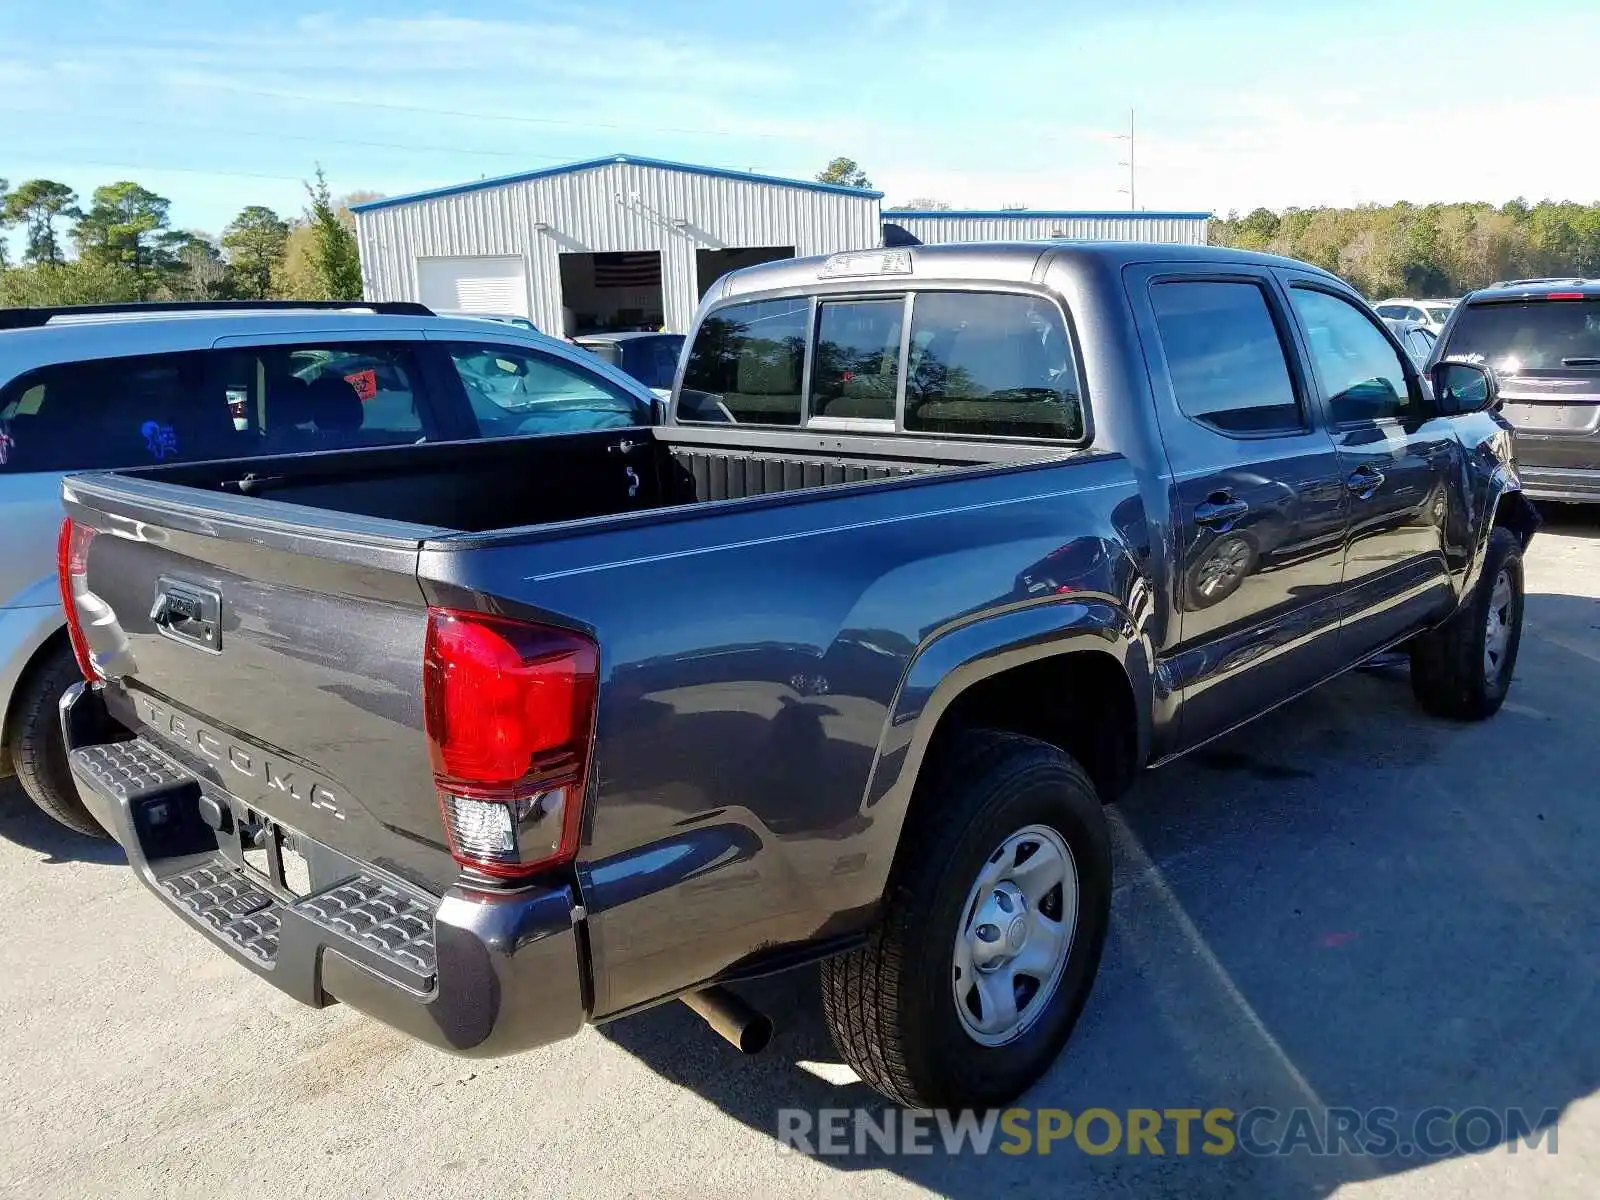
xmin=234 ymin=810 xmax=312 ymax=899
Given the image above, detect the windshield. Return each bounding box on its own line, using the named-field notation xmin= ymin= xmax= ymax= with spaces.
xmin=1445 ymin=300 xmax=1600 ymax=374
xmin=1424 ymin=304 xmax=1455 ymax=324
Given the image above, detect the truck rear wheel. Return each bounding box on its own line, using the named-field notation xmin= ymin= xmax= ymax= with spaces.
xmin=1410 ymin=526 xmax=1524 ymax=721
xmin=6 ymin=644 xmax=108 ymax=839
xmin=821 ymin=731 xmax=1110 ymax=1109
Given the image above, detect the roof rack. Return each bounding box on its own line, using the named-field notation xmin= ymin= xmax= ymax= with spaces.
xmin=0 ymin=299 xmax=434 ymax=331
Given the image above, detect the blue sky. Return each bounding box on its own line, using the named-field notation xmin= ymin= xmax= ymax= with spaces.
xmin=3 ymin=0 xmax=1599 ymax=240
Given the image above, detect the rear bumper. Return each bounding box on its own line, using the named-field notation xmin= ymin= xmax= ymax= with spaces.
xmin=61 ymin=681 xmax=588 ymax=1057
xmin=1516 ymin=464 xmax=1600 ymax=504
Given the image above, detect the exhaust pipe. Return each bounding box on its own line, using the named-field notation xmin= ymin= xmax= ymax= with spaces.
xmin=681 ymin=985 xmax=772 ymax=1054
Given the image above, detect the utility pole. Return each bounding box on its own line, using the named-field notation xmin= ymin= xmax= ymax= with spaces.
xmin=1116 ymin=108 xmax=1137 ymax=211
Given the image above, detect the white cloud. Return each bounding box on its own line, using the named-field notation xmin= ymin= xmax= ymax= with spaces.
xmin=877 ymin=91 xmax=1600 ymax=214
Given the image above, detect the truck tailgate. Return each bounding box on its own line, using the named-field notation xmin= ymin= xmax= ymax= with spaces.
xmin=62 ymin=472 xmax=459 ymax=892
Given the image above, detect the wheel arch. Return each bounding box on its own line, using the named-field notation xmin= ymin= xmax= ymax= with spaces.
xmin=0 ymin=617 xmax=72 ymax=778
xmin=846 ymin=598 xmax=1153 ymax=911
xmin=1458 ymin=474 xmax=1539 ymax=606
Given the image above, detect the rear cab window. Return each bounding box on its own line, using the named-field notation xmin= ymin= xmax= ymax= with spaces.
xmin=679 ymin=298 xmax=808 ymax=425
xmin=811 ymin=299 xmax=903 ymax=424
xmin=679 ymin=290 xmax=1085 ymax=442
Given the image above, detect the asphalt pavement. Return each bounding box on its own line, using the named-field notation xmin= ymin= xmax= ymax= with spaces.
xmin=3 ymin=514 xmax=1598 ymax=1199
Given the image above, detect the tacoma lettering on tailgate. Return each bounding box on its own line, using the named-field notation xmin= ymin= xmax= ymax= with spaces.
xmin=135 ymin=697 xmax=346 ymax=820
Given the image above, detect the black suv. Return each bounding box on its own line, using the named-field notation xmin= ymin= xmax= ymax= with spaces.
xmin=1433 ymin=277 xmax=1600 ymax=503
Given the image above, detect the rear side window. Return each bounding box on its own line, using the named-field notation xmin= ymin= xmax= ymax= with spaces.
xmin=904 ymin=292 xmax=1083 ymax=440
xmin=1149 ymin=280 xmax=1304 ymax=435
xmin=213 ymin=343 xmax=428 ymax=454
xmin=0 ymin=352 xmax=240 ymax=473
xmin=445 ymin=343 xmax=643 ymax=438
xmin=1444 ymin=299 xmax=1600 ymax=373
xmin=811 ymin=298 xmax=903 ymax=421
xmin=680 ymin=297 xmax=808 ymax=425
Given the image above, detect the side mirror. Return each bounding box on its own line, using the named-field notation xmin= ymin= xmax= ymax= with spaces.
xmin=1430 ymin=359 xmax=1499 ymax=415
xmin=650 ymin=395 xmax=670 ymax=425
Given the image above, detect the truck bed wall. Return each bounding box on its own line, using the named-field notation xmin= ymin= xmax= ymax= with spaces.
xmin=139 ymin=429 xmax=976 ymax=533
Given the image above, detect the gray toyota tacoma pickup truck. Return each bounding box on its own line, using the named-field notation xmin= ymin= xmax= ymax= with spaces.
xmin=58 ymin=243 xmax=1535 ymax=1109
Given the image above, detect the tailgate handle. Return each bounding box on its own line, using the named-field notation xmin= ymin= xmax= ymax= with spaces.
xmin=151 ymin=578 xmax=223 ymax=653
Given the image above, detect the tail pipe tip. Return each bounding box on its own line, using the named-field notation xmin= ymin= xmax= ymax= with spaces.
xmin=681 ymin=985 xmax=772 ymax=1054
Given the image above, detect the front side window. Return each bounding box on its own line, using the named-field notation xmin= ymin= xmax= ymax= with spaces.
xmin=1149 ymin=280 xmax=1304 ymax=435
xmin=904 ymin=292 xmax=1083 ymax=440
xmin=679 ymin=297 xmax=808 ymax=425
xmin=1290 ymin=288 xmax=1417 ymax=423
xmin=0 ymin=352 xmax=240 ymax=472
xmin=446 ymin=344 xmax=644 ymax=437
xmin=810 ymin=298 xmax=903 ymax=421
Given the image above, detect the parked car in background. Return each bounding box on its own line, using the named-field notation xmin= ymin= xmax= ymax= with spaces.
xmin=1384 ymin=317 xmax=1438 ymax=366
xmin=0 ymin=300 xmax=653 ymax=839
xmin=1431 ymin=277 xmax=1600 ymax=504
xmin=56 ymin=243 xmax=1532 ymax=1111
xmin=574 ymin=331 xmax=685 ymax=398
xmin=1375 ymin=297 xmax=1456 ymax=332
xmin=435 ymin=310 xmax=540 ymax=333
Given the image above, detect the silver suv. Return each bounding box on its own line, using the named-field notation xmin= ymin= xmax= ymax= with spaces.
xmin=1431 ymin=278 xmax=1600 ymax=503
xmin=1 ymin=300 xmax=655 ymax=837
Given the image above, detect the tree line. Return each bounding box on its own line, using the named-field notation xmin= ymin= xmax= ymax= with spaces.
xmin=8 ymin=153 xmax=1600 ymax=311
xmin=0 ymin=167 xmax=370 ymax=308
xmin=1211 ymin=200 xmax=1600 ymax=298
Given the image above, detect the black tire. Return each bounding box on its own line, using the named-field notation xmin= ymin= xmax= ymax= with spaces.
xmin=1410 ymin=526 xmax=1524 ymax=721
xmin=820 ymin=731 xmax=1111 ymax=1109
xmin=5 ymin=644 xmax=107 ymax=839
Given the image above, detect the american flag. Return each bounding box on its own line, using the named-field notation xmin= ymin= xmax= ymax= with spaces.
xmin=593 ymin=252 xmax=661 ymax=289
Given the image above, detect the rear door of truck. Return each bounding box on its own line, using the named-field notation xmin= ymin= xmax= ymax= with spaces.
xmin=61 ymin=470 xmax=461 ymax=893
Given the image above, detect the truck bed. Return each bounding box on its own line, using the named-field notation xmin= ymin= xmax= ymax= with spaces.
xmin=134 ymin=425 xmax=1065 ymax=535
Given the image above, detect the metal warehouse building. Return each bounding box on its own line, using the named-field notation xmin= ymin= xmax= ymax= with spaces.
xmin=353 ymin=154 xmax=1210 ymax=334
xmin=352 ymin=154 xmax=883 ymax=336
xmin=882 ymin=209 xmax=1210 ymax=246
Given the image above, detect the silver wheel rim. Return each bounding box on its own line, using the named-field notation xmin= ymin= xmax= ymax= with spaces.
xmin=1483 ymin=568 xmax=1514 ymax=683
xmin=952 ymin=824 xmax=1079 ymax=1047
xmin=1196 ymin=540 xmax=1250 ymax=597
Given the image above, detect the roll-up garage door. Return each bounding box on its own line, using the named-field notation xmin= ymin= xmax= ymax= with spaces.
xmin=416 ymin=255 xmax=530 ymax=316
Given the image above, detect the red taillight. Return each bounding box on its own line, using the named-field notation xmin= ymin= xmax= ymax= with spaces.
xmin=57 ymin=518 xmax=100 ymax=681
xmin=1544 ymin=292 xmax=1586 ymax=301
xmin=422 ymin=608 xmax=598 ymax=880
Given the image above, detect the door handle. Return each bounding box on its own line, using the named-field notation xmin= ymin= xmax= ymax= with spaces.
xmin=1194 ymin=496 xmax=1249 ymax=529
xmin=1346 ymin=463 xmax=1386 ymax=497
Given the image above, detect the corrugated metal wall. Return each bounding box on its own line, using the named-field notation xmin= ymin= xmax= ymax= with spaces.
xmin=356 ymin=161 xmax=882 ymax=333
xmin=886 ymin=213 xmax=1210 ymax=246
